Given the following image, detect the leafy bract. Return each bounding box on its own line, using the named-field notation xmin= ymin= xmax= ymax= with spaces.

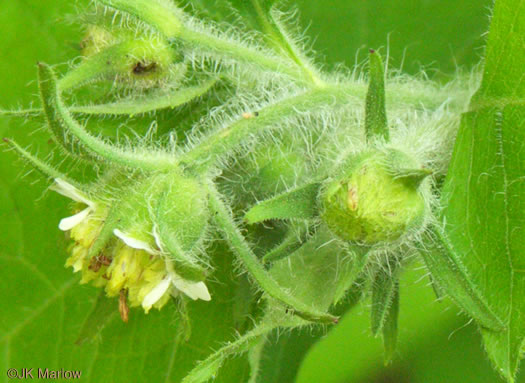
xmin=441 ymin=0 xmax=525 ymax=380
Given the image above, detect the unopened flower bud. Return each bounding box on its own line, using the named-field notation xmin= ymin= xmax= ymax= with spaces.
xmin=320 ymin=149 xmax=430 ymax=244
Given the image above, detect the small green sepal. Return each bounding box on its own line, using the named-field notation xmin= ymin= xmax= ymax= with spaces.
xmin=365 ymin=49 xmax=388 ymax=142
xmin=245 ymin=182 xmax=321 ymax=224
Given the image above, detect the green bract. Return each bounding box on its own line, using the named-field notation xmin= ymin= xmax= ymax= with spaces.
xmin=320 ymin=149 xmax=429 ymax=244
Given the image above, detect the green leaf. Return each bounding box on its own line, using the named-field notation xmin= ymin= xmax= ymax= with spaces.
xmin=245 ymin=183 xmax=320 ymax=224
xmin=441 ymin=0 xmax=525 ymax=380
xmin=75 ymin=292 xmax=118 ymax=345
xmin=419 ymin=228 xmax=504 ymax=331
xmin=365 ymin=49 xmax=388 ymax=142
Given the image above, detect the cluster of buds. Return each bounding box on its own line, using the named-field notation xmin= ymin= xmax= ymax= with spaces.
xmin=2 ymin=0 xmax=450 ymax=339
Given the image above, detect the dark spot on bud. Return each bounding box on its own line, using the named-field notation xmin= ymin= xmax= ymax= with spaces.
xmin=132 ymin=61 xmax=157 ymax=75
xmin=254 ymin=111 xmax=260 ymax=117
xmin=2 ymin=137 xmax=9 ymax=143
xmin=369 ymin=49 xmax=375 ymax=54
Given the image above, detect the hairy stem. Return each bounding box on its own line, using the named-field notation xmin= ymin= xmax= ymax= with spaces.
xmin=177 ymin=28 xmax=306 ymax=83
xmin=181 ymin=86 xmax=350 ymax=173
xmin=208 ymin=184 xmax=338 ymax=324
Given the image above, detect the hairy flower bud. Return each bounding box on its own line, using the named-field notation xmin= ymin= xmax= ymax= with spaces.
xmin=62 ymin=25 xmax=184 ymax=90
xmin=320 ymin=149 xmax=430 ymax=244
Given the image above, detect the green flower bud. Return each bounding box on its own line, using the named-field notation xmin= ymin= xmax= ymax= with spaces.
xmin=80 ymin=25 xmax=117 ymax=57
xmin=62 ymin=31 xmax=185 ymax=90
xmin=320 ymin=149 xmax=430 ymax=244
xmin=238 ymin=139 xmax=308 ymax=202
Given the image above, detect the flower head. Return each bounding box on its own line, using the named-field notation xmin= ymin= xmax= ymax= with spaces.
xmin=52 ymin=178 xmax=211 ymax=320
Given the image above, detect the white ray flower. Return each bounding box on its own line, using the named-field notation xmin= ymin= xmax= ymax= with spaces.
xmin=142 ymin=276 xmax=172 ymax=312
xmin=171 ymin=274 xmax=211 ymax=301
xmin=51 ymin=178 xmax=96 ymax=231
xmin=152 ymin=225 xmax=211 ymax=301
xmin=114 ymin=226 xmax=212 ymax=307
xmin=113 ymin=229 xmax=160 ymax=255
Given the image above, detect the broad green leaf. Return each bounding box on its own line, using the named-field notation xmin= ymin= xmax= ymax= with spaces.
xmin=75 ymin=292 xmax=118 ymax=345
xmin=441 ymin=0 xmax=525 ymax=380
xmin=244 ymin=183 xmax=320 ymax=224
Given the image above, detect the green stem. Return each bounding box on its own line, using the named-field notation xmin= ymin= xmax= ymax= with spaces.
xmin=38 ymin=63 xmax=177 ymax=171
xmin=1 ymin=138 xmax=82 ymax=188
xmin=181 ymin=86 xmax=349 ymax=173
xmin=208 ymin=184 xmax=338 ymax=324
xmin=181 ymin=322 xmax=277 ymax=383
xmin=177 ymin=28 xmax=305 ymax=82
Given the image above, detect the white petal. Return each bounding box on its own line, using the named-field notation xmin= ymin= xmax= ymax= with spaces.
xmin=142 ymin=277 xmax=172 ymax=311
xmin=51 ymin=178 xmax=93 ymax=206
xmin=113 ymin=229 xmax=159 ymax=254
xmin=59 ymin=208 xmax=91 ymax=231
xmin=172 ymin=275 xmax=211 ymax=301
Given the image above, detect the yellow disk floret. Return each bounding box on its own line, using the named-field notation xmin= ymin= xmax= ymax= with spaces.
xmin=65 ymin=205 xmax=172 ymax=313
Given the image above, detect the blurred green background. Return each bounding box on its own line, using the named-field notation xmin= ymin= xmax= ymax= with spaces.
xmin=1 ymin=0 xmax=520 ymax=382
